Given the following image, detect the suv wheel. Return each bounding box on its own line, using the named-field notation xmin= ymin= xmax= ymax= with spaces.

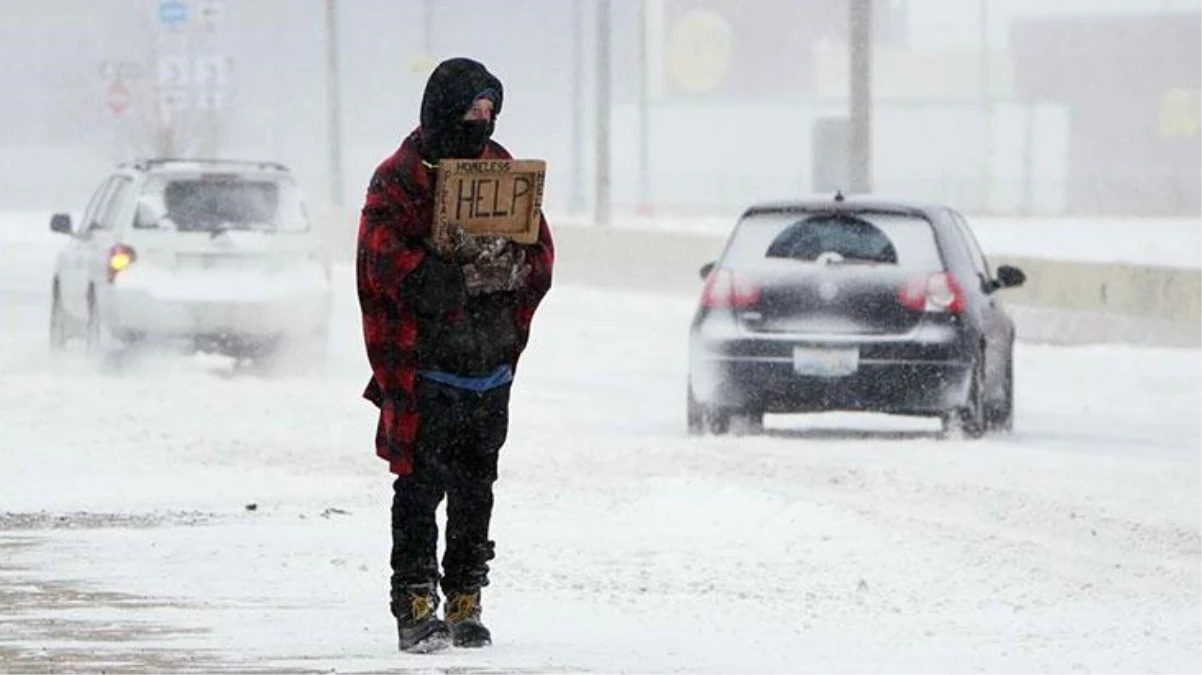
xmin=86 ymin=289 xmax=124 ymax=364
xmin=49 ymin=283 xmax=67 ymax=350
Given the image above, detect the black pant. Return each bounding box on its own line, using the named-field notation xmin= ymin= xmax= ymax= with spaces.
xmin=390 ymin=378 xmax=509 ymax=603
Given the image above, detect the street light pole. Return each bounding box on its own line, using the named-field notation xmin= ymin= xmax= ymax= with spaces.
xmin=849 ymin=0 xmax=872 ymax=194
xmin=324 ymin=0 xmax=344 ymax=208
xmin=980 ymin=0 xmax=993 ymax=211
xmin=571 ymin=0 xmax=585 ymax=214
xmin=595 ymin=0 xmax=612 ymax=226
xmin=423 ymin=0 xmax=433 ymax=55
xmin=636 ymin=0 xmax=650 ymax=215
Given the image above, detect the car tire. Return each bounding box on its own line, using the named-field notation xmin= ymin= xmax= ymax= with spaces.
xmin=941 ymin=353 xmax=987 ymax=439
xmin=49 ymin=283 xmax=67 ymax=351
xmin=686 ymin=384 xmax=751 ymax=437
xmin=686 ymin=384 xmax=704 ymax=435
xmin=687 ymin=383 xmax=738 ymax=436
xmin=85 ymin=291 xmax=101 ymax=355
xmin=729 ymin=409 xmax=764 ymax=436
xmin=86 ymin=289 xmax=124 ymax=367
xmin=958 ymin=352 xmax=988 ymax=439
xmin=987 ymin=357 xmax=1015 ymax=433
xmin=705 ymin=407 xmax=732 ymax=435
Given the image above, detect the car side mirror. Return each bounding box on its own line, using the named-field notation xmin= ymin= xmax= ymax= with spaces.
xmin=699 ymin=261 xmax=716 ymax=280
xmin=995 ymin=265 xmax=1026 ymax=290
xmin=49 ymin=213 xmax=72 ymax=234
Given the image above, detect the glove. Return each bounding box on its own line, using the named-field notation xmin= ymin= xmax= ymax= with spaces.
xmin=474 ymin=234 xmax=511 ymax=262
xmin=443 ymin=222 xmax=480 ymax=262
xmin=443 ymin=222 xmax=511 ymax=264
xmin=463 ymin=247 xmax=531 ymax=296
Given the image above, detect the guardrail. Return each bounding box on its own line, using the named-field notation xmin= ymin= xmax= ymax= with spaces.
xmin=317 ymin=213 xmax=1200 ymax=348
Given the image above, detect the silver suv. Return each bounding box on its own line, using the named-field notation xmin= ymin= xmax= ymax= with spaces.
xmin=48 ymin=158 xmax=332 ymax=368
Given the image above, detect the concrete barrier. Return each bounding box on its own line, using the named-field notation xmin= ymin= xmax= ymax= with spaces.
xmin=992 ymin=255 xmax=1200 ymax=325
xmin=317 ymin=212 xmax=1200 ymax=347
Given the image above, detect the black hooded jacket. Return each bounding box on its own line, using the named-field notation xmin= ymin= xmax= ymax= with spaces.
xmin=358 ymin=56 xmax=555 ymax=472
xmin=405 ymin=58 xmax=520 ymax=376
xmin=418 ymin=58 xmax=504 ymax=162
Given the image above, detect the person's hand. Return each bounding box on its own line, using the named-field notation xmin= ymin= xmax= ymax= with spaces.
xmin=442 ymin=223 xmax=513 ymax=264
xmin=463 ymin=247 xmax=530 ymax=295
xmin=474 ymin=234 xmax=511 ymax=262
xmin=444 ymin=222 xmax=481 ymax=262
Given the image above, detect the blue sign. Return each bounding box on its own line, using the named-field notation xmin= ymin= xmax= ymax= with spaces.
xmin=159 ymin=0 xmax=188 ymax=27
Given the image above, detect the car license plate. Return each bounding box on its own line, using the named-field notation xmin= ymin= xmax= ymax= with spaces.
xmin=793 ymin=346 xmax=859 ymax=377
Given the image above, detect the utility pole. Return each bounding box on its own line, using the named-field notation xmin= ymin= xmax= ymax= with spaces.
xmin=979 ymin=0 xmax=991 ymax=114
xmin=636 ymin=0 xmax=650 ymax=215
xmin=849 ymin=0 xmax=872 ymax=194
xmin=979 ymin=0 xmax=993 ymax=211
xmin=571 ymin=0 xmax=585 ymax=214
xmin=595 ymin=0 xmax=612 ymax=226
xmin=324 ymin=0 xmax=344 ymax=207
xmin=423 ymin=0 xmax=434 ymax=55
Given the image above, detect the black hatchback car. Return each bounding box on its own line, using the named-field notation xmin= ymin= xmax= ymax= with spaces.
xmin=687 ymin=195 xmax=1026 ymax=438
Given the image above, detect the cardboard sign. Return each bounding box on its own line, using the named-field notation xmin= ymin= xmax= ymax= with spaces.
xmin=432 ymin=159 xmax=546 ymax=250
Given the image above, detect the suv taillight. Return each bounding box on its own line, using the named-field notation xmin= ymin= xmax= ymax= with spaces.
xmin=106 ymin=244 xmax=137 ymax=283
xmin=700 ymin=268 xmax=761 ymax=309
xmin=898 ymin=272 xmax=965 ymax=313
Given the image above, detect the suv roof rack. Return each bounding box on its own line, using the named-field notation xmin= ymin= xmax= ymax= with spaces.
xmin=122 ymin=158 xmax=291 ymax=172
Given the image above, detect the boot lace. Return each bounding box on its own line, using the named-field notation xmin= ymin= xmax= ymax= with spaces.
xmin=409 ymin=593 xmax=434 ymax=621
xmin=445 ymin=592 xmax=479 ymax=624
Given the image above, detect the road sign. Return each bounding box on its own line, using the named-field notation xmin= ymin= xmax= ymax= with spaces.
xmin=159 ymin=0 xmax=188 ymax=27
xmin=194 ymin=55 xmax=230 ymax=88
xmin=198 ymin=88 xmax=226 ymax=112
xmin=198 ymin=0 xmax=224 ymax=26
xmin=668 ymin=9 xmax=733 ymax=94
xmin=98 ymin=60 xmax=145 ymax=82
xmin=157 ymin=56 xmax=190 ymax=87
xmin=158 ymin=87 xmax=189 ymax=112
xmin=1159 ymin=88 xmax=1201 ymax=139
xmin=108 ymin=79 xmax=130 ymax=115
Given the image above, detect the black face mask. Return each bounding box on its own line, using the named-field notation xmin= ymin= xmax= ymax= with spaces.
xmin=437 ymin=119 xmax=493 ymax=160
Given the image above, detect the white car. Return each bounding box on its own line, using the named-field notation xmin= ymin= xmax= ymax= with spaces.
xmin=48 ymin=158 xmax=332 ymax=368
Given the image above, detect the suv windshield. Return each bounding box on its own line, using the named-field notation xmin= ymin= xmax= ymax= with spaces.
xmin=135 ymin=174 xmax=309 ymax=233
xmin=724 ymin=211 xmax=943 ymax=271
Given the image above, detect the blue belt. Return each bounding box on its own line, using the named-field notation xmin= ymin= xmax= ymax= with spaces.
xmin=418 ymin=365 xmax=513 ymax=392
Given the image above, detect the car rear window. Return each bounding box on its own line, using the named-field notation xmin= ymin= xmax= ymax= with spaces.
xmin=135 ymin=175 xmax=310 ymax=232
xmin=723 ymin=211 xmax=944 ymax=271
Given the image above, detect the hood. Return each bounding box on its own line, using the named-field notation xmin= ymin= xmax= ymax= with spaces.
xmin=418 ymin=57 xmax=504 ymax=162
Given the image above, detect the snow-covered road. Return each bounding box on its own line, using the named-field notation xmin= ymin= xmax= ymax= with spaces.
xmin=0 ymin=224 xmax=1199 ymax=672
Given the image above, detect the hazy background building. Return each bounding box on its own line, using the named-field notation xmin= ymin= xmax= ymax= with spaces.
xmin=0 ymin=0 xmax=1198 ymax=217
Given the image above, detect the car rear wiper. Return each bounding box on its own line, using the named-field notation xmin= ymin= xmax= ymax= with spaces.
xmin=814 ymin=251 xmax=887 ymax=266
xmin=838 ymin=256 xmax=889 ymax=265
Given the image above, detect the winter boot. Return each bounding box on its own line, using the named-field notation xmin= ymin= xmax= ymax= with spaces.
xmin=392 ymin=585 xmax=450 ymax=653
xmin=444 ymin=589 xmax=491 ymax=648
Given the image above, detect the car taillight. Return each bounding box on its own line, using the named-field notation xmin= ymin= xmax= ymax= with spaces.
xmin=898 ymin=272 xmax=965 ymax=313
xmin=106 ymin=244 xmax=137 ymax=283
xmin=700 ymin=268 xmax=761 ymax=309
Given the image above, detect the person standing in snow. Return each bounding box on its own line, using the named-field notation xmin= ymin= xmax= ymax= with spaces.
xmin=356 ymin=57 xmax=554 ymax=653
